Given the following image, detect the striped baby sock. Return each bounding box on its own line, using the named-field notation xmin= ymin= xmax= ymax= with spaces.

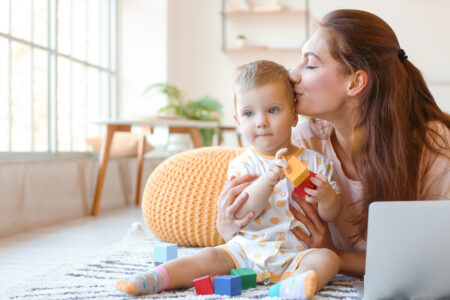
xmin=115 ymin=266 xmax=169 ymax=295
xmin=269 ymin=270 xmax=317 ymax=299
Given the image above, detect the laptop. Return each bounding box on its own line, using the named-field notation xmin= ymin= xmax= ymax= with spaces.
xmin=360 ymin=200 xmax=450 ymax=300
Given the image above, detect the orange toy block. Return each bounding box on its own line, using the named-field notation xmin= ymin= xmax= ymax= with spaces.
xmin=282 ymin=155 xmax=310 ymax=187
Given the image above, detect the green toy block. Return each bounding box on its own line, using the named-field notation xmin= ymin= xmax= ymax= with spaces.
xmin=230 ymin=268 xmax=256 ymax=290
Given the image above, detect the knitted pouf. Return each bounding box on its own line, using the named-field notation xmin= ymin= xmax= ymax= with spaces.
xmin=142 ymin=146 xmax=245 ymax=247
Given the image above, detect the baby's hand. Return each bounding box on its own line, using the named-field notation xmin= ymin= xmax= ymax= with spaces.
xmin=304 ymin=174 xmax=337 ymax=204
xmin=263 ymin=148 xmax=289 ymax=186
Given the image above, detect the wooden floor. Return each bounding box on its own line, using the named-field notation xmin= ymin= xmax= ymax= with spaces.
xmin=0 ymin=206 xmax=143 ymax=293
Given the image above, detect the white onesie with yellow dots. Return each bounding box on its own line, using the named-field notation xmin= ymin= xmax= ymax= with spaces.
xmin=217 ymin=147 xmax=340 ymax=284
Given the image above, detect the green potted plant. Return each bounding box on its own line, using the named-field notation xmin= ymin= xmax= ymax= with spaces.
xmin=235 ymin=34 xmax=247 ymax=48
xmin=143 ymin=82 xmax=222 ymax=147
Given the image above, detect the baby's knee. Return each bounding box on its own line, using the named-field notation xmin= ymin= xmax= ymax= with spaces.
xmin=319 ymin=248 xmax=340 ymax=272
xmin=196 ymin=247 xmax=224 ymax=262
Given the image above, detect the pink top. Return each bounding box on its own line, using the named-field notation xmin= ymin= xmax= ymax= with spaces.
xmin=291 ymin=119 xmax=450 ymax=252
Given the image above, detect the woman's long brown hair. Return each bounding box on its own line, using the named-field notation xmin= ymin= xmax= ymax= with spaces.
xmin=320 ymin=9 xmax=450 ymax=241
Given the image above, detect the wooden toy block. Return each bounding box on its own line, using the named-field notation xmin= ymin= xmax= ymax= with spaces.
xmin=282 ymin=155 xmax=310 ymax=187
xmin=231 ymin=268 xmax=256 ymax=290
xmin=154 ymin=243 xmax=178 ymax=264
xmin=293 ymin=170 xmax=317 ymax=198
xmin=193 ymin=273 xmax=218 ymax=295
xmin=214 ymin=275 xmax=242 ymax=296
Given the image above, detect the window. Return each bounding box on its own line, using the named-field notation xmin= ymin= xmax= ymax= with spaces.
xmin=0 ymin=0 xmax=116 ymax=152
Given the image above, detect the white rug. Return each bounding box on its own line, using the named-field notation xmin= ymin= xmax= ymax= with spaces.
xmin=3 ymin=223 xmax=362 ymax=300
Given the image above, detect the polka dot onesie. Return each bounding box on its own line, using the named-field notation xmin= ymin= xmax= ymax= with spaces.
xmin=217 ymin=147 xmax=340 ymax=284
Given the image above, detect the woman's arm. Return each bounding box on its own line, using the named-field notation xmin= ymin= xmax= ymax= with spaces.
xmin=419 ymin=124 xmax=450 ymax=200
xmin=290 ymin=196 xmax=365 ymax=277
xmin=335 ymin=249 xmax=366 ymax=277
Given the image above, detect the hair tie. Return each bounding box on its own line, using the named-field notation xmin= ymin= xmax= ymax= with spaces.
xmin=398 ymin=49 xmax=408 ymax=61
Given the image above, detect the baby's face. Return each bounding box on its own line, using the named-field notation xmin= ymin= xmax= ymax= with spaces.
xmin=234 ymin=81 xmax=298 ymax=156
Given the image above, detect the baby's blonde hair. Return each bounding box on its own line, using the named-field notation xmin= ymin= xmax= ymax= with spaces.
xmin=233 ymin=60 xmax=295 ymax=108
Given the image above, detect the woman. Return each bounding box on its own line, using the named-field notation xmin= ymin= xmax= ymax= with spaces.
xmin=216 ymin=9 xmax=450 ymax=277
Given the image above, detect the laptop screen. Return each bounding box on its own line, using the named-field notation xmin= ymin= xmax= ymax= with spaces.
xmin=364 ymin=200 xmax=450 ymax=300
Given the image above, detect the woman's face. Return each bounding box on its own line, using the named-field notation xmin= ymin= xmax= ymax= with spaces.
xmin=289 ymin=29 xmax=353 ymax=120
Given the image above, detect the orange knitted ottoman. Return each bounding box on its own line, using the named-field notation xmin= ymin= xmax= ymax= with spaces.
xmin=142 ymin=146 xmax=245 ymax=247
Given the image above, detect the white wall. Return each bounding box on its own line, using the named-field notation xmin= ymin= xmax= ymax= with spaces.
xmin=117 ymin=0 xmax=168 ymax=119
xmin=118 ymin=0 xmax=450 ymax=144
xmin=166 ymin=0 xmax=309 ymax=131
xmin=0 ymin=157 xmax=164 ymax=238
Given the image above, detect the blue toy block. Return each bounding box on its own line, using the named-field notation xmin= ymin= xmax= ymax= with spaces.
xmin=154 ymin=243 xmax=178 ymax=264
xmin=214 ymin=275 xmax=242 ymax=296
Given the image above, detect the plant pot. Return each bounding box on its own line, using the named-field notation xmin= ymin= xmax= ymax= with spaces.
xmin=200 ymin=128 xmax=215 ymax=147
xmin=235 ymin=38 xmax=246 ymax=48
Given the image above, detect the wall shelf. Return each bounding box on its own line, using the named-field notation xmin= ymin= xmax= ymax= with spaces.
xmin=221 ymin=9 xmax=306 ymax=16
xmin=221 ymin=0 xmax=310 ymax=52
xmin=223 ymin=46 xmax=301 ymax=53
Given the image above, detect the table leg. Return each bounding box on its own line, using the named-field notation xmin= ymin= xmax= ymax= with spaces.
xmin=188 ymin=128 xmax=203 ymax=148
xmin=136 ymin=126 xmax=152 ymax=205
xmin=169 ymin=127 xmax=204 ymax=148
xmin=218 ymin=126 xmax=242 ymax=147
xmin=91 ymin=124 xmax=131 ymax=216
xmin=237 ymin=134 xmax=243 ymax=147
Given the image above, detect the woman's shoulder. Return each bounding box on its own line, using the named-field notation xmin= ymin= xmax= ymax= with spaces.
xmin=299 ymin=147 xmax=332 ymax=166
xmin=422 ymin=121 xmax=450 ymax=161
xmin=292 ymin=118 xmax=332 ymax=155
xmin=422 ymin=120 xmax=450 ymax=161
xmin=418 ymin=121 xmax=450 ymax=200
xmin=426 ymin=120 xmax=450 ymax=146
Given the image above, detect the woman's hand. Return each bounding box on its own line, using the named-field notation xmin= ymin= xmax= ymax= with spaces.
xmin=290 ymin=194 xmax=367 ymax=276
xmin=289 ymin=193 xmax=336 ymax=251
xmin=216 ymin=174 xmax=257 ymax=241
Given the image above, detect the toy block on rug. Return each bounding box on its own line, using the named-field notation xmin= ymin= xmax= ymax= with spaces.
xmin=154 ymin=243 xmax=177 ymax=266
xmin=231 ymin=268 xmax=256 ymax=290
xmin=193 ymin=273 xmax=218 ymax=295
xmin=293 ymin=170 xmax=317 ymax=198
xmin=214 ymin=275 xmax=242 ymax=296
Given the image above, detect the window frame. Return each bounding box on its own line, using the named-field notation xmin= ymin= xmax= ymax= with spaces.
xmin=0 ymin=0 xmax=116 ymax=155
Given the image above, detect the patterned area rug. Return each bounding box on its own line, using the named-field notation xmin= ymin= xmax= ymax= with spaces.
xmin=4 ymin=223 xmax=362 ymax=300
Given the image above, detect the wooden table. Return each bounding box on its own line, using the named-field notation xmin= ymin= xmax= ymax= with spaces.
xmin=90 ymin=119 xmax=218 ymax=216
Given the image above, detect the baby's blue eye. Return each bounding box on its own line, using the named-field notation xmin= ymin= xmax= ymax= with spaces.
xmin=268 ymin=108 xmax=278 ymax=114
xmin=243 ymin=111 xmax=253 ymax=117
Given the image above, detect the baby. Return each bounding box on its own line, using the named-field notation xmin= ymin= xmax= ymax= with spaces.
xmin=116 ymin=60 xmax=342 ymax=299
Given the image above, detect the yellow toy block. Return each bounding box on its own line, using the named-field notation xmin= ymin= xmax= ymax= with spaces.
xmin=282 ymin=155 xmax=310 ymax=187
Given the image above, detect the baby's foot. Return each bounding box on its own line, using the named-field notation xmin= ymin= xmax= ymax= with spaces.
xmin=116 ymin=266 xmax=169 ymax=295
xmin=269 ymin=270 xmax=317 ymax=299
